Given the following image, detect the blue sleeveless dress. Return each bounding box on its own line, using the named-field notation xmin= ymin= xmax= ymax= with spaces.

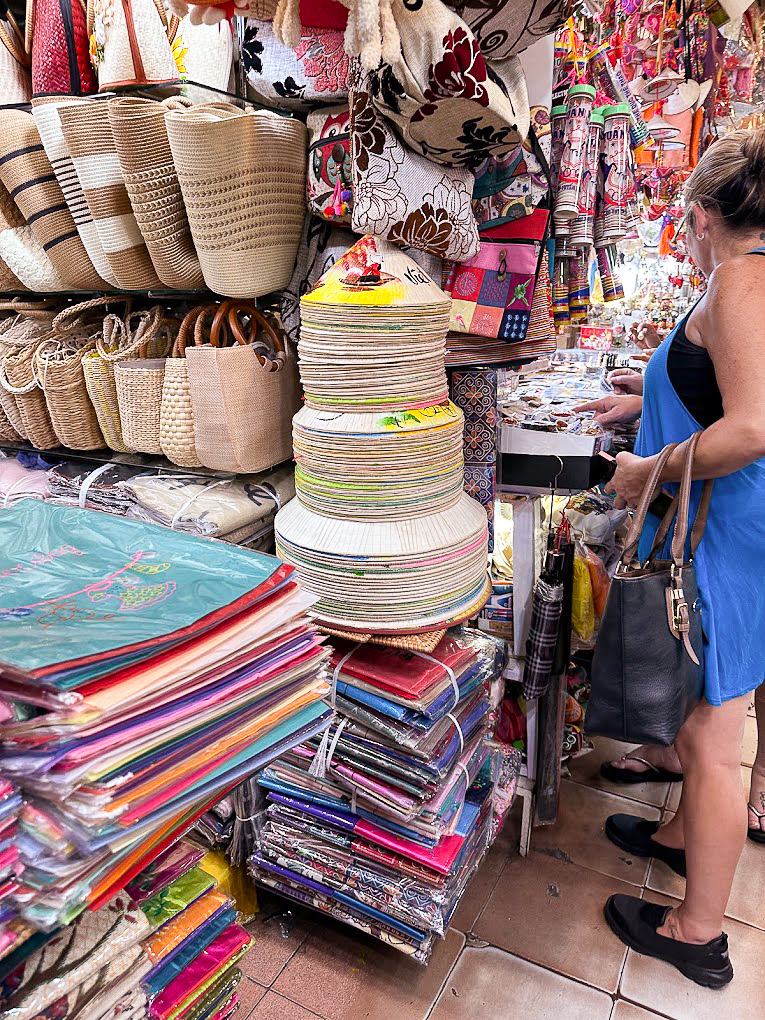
xmin=635 ymin=255 xmax=765 ymax=706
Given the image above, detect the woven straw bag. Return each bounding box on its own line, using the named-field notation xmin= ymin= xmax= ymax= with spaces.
xmin=115 ymin=320 xmax=174 ymax=456
xmin=32 ymin=96 xmax=120 ymax=290
xmin=58 ymin=100 xmax=163 ymax=291
xmin=94 ymin=0 xmax=180 ymax=91
xmin=0 ymin=252 xmax=26 ymax=293
xmin=159 ymin=305 xmax=209 ymax=468
xmin=0 ymin=399 xmax=20 ymax=440
xmin=0 ymin=179 xmax=66 ymax=293
xmin=179 ymin=19 xmax=234 ymax=92
xmin=108 ymin=96 xmax=204 ymax=291
xmin=0 ymin=111 xmax=107 ymax=291
xmin=165 ymin=104 xmax=307 ymax=298
xmin=0 ymin=318 xmax=34 ymax=438
xmin=29 ymin=0 xmax=98 ymax=94
xmin=0 ymin=13 xmax=31 ymax=103
xmin=82 ymin=304 xmax=165 ymax=453
xmin=36 ymin=335 xmax=106 ymax=450
xmin=187 ymin=301 xmax=301 ymax=473
xmin=0 ymin=331 xmax=59 ymax=450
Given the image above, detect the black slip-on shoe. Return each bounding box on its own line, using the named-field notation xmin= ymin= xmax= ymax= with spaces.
xmin=600 ymin=761 xmax=683 ymax=785
xmin=605 ymin=813 xmax=687 ymax=877
xmin=604 ymin=894 xmax=733 ymax=989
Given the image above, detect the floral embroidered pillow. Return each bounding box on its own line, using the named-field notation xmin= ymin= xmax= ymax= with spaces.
xmin=440 ymin=0 xmax=573 ymax=61
xmin=350 ymin=83 xmax=480 ymax=261
xmin=242 ymin=19 xmax=351 ymax=111
xmin=367 ymin=0 xmax=530 ymax=168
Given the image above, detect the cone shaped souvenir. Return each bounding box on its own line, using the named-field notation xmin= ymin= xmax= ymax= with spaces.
xmin=277 ymin=235 xmax=490 ymax=633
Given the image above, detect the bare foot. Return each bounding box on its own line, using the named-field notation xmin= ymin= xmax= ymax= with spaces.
xmin=749 ymin=762 xmax=765 ymax=833
xmin=608 ymin=744 xmax=683 ymax=776
xmin=657 ymin=907 xmax=720 ymax=946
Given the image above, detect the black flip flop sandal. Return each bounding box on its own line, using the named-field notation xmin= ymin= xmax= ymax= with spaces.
xmin=600 ymin=755 xmax=683 ymax=785
xmin=748 ymin=804 xmax=765 ymax=844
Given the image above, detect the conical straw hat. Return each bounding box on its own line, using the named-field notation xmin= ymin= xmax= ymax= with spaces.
xmin=301 ymin=235 xmax=450 ymax=311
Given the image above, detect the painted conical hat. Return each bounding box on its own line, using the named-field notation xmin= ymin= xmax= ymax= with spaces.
xmin=301 ymin=235 xmax=450 ymax=312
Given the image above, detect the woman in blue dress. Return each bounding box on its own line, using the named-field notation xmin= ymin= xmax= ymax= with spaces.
xmin=580 ymin=129 xmax=765 ymax=988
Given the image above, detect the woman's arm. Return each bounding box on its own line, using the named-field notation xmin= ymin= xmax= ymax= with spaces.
xmin=607 ymin=259 xmax=765 ymax=506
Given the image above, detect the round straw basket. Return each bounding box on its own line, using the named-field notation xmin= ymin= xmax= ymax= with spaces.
xmin=108 ymin=97 xmax=204 ymax=291
xmin=159 ymin=305 xmax=209 ymax=468
xmin=165 ymin=104 xmax=307 ymax=298
xmin=36 ymin=336 xmax=106 ymax=451
xmin=1 ymin=335 xmax=59 ymax=450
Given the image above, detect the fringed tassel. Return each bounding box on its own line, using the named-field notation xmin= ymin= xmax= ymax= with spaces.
xmin=273 ymin=0 xmax=301 ymax=48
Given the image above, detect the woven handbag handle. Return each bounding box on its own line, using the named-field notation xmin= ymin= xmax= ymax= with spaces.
xmin=193 ymin=301 xmax=237 ymax=349
xmin=53 ymin=296 xmax=132 ymax=337
xmin=174 ymin=304 xmax=216 ymax=357
xmin=226 ymin=304 xmax=286 ymax=371
xmin=95 ymin=305 xmax=163 ymax=360
xmin=0 ymin=14 xmax=31 ymax=67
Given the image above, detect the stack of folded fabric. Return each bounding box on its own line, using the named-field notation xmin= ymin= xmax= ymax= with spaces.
xmin=128 ymin=842 xmax=250 ymax=1020
xmin=0 ymin=498 xmax=330 ymax=931
xmin=0 ymin=454 xmax=51 ymax=506
xmin=251 ymin=629 xmax=516 ymax=962
xmin=45 ymin=461 xmax=296 ymax=552
xmin=0 ymin=778 xmax=24 ymax=960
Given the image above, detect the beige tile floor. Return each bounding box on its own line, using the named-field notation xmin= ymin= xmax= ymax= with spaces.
xmin=242 ymin=718 xmax=763 ymax=1020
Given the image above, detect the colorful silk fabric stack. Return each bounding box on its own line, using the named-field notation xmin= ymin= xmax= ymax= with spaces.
xmin=0 ymin=498 xmax=331 ymax=931
xmin=251 ymin=629 xmax=518 ymax=962
xmin=0 ymin=777 xmax=24 ymax=960
xmin=275 ymin=234 xmax=491 ymax=634
xmin=128 ymin=842 xmax=251 ymax=1020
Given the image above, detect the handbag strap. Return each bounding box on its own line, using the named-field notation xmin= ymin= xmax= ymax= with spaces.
xmin=649 ymin=476 xmax=714 ymax=560
xmin=671 ymin=430 xmax=705 ymax=567
xmin=53 ymin=296 xmax=132 ymax=337
xmin=621 ymin=442 xmax=678 ymax=567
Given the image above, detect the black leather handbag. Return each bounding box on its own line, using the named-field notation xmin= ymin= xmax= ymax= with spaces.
xmin=587 ymin=432 xmax=713 ymax=746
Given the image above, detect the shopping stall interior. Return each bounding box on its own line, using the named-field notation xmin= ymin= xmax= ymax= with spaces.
xmin=0 ymin=0 xmax=763 ymax=1017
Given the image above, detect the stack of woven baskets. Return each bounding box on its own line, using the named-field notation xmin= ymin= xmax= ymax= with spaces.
xmin=0 ymin=99 xmax=307 ymax=297
xmin=0 ymin=297 xmax=300 ymax=471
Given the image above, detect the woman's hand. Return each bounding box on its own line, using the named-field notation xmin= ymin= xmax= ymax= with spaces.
xmin=629 ymin=322 xmax=663 ymax=351
xmin=575 ymin=393 xmax=643 ymax=426
xmin=608 ymin=368 xmax=644 ymax=395
xmin=605 ymin=451 xmax=657 ymax=509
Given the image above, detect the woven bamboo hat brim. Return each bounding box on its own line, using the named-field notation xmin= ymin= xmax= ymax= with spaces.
xmin=164 ymin=103 xmax=307 ymax=298
xmin=0 ymin=110 xmax=107 ymax=291
xmin=274 ymin=491 xmax=491 ymax=633
xmin=293 ymin=402 xmax=465 ymax=519
xmin=0 ymin=178 xmax=66 ymax=292
xmin=108 ymin=97 xmax=205 ymax=291
xmin=57 ymin=100 xmax=163 ymax=291
xmin=31 ymin=96 xmax=120 ymax=289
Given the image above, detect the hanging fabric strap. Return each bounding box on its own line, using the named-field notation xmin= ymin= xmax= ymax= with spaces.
xmin=411 ymin=651 xmax=460 ymax=710
xmin=446 ymin=712 xmax=465 ymax=754
xmin=330 ymin=642 xmax=365 ymax=707
xmin=78 ymin=463 xmax=111 ymax=508
xmin=3 ymin=476 xmax=30 ymax=507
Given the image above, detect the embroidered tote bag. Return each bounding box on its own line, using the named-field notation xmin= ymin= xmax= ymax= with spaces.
xmin=306 ymin=105 xmax=352 ymax=224
xmin=350 ymin=80 xmax=480 ymax=261
xmin=445 ymin=207 xmax=549 ymax=340
xmin=242 ymin=18 xmax=350 ymax=111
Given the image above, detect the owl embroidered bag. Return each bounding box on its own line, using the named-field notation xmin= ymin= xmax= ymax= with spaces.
xmin=306 ymin=105 xmax=352 ymax=224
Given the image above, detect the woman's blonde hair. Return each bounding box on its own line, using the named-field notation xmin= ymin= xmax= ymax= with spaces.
xmin=685 ymin=128 xmax=765 ymax=229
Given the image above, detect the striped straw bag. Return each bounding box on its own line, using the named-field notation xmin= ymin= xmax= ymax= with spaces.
xmin=32 ymin=96 xmax=120 ymax=290
xmin=165 ymin=104 xmax=306 ymax=298
xmin=159 ymin=305 xmax=209 ymax=468
xmin=58 ymin=100 xmax=163 ymax=291
xmin=0 ymin=111 xmax=107 ymax=291
xmin=0 ymin=179 xmax=66 ymax=293
xmin=83 ymin=305 xmax=167 ymax=453
xmin=108 ymin=96 xmax=204 ymax=291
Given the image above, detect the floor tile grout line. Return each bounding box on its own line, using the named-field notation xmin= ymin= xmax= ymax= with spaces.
xmin=261 ymin=989 xmax=325 ymax=1019
xmin=616 ymin=991 xmax=682 ymax=1020
xmin=423 ymin=933 xmax=468 ymax=1020
xmin=478 ymin=940 xmax=625 ymax=999
xmin=521 ymin=845 xmax=651 ymax=891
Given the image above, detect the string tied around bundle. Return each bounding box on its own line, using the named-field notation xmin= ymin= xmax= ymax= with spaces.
xmin=446 ymin=712 xmax=465 ymax=755
xmin=411 ymin=651 xmax=460 ymax=711
xmin=308 ymin=715 xmax=350 ymax=779
xmin=330 ymin=641 xmax=365 ymax=708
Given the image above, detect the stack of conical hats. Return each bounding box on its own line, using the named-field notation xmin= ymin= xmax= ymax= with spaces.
xmin=275 ymin=236 xmax=490 ymax=634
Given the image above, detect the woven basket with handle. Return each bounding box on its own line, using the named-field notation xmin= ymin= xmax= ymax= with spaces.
xmin=115 ymin=315 xmax=175 ymax=456
xmin=159 ymin=305 xmax=211 ymax=468
xmin=0 ymin=330 xmax=59 ymax=451
xmin=188 ymin=300 xmax=301 ymax=473
xmin=82 ymin=302 xmax=165 ymax=453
